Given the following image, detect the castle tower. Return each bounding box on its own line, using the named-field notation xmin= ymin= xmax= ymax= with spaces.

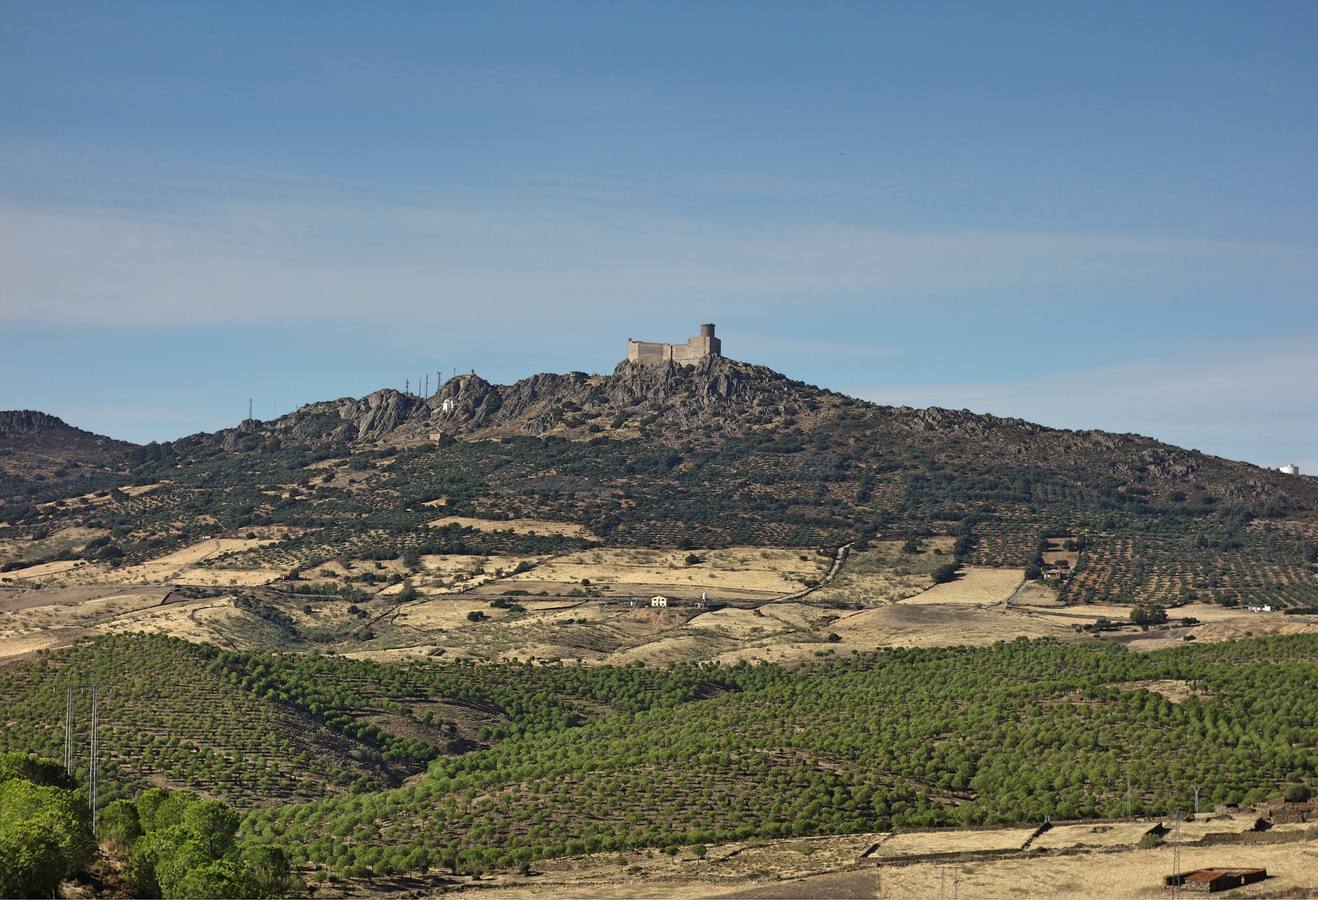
xmin=627 ymin=323 xmax=722 ymax=365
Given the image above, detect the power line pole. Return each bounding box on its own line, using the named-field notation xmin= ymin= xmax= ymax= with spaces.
xmin=248 ymin=398 xmax=253 ymax=422
xmin=1127 ymin=774 xmax=1132 ymax=820
xmin=55 ymin=683 xmax=105 ymax=832
xmin=1193 ymin=785 xmax=1200 ymax=818
xmin=63 ymin=686 xmax=72 ymax=775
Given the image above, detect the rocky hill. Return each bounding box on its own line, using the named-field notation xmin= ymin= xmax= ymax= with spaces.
xmin=0 ymin=410 xmax=133 ymax=482
xmin=200 ymin=356 xmax=1311 ymax=512
xmin=3 ymin=358 xmax=1315 ymax=611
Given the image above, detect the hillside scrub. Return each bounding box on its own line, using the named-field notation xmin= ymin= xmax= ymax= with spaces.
xmin=243 ymin=635 xmax=1318 ymax=879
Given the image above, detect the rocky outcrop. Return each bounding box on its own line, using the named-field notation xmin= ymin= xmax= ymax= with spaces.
xmin=0 ymin=410 xmax=76 ymax=437
xmin=0 ymin=410 xmax=133 ymax=474
xmin=168 ymin=355 xmax=1312 ymax=514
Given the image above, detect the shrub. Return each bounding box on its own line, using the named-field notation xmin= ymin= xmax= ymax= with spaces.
xmin=99 ymin=799 xmax=143 ymax=854
xmin=931 ymin=564 xmax=959 ymax=584
xmin=1284 ymin=784 xmax=1311 ymax=803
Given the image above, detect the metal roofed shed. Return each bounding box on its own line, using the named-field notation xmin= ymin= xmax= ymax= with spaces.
xmin=1163 ymin=867 xmax=1267 ymax=893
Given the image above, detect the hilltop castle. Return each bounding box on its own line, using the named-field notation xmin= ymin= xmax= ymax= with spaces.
xmin=627 ymin=324 xmax=722 ymax=366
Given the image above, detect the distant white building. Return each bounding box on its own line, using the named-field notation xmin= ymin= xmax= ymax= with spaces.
xmin=1279 ymin=464 xmax=1300 ymax=475
xmin=650 ymin=596 xmax=669 ymax=608
xmin=1248 ymin=604 xmax=1273 ymax=613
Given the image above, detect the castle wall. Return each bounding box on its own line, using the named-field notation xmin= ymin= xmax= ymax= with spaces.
xmin=627 ymin=327 xmax=722 ymax=366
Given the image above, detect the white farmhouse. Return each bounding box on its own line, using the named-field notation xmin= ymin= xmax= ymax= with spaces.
xmin=650 ymin=596 xmax=669 ymax=608
xmin=1279 ymin=464 xmax=1300 ymax=475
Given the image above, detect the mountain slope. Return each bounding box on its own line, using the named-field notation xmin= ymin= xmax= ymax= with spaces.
xmin=2 ymin=358 xmax=1315 ymax=611
xmin=0 ymin=410 xmax=135 ymax=500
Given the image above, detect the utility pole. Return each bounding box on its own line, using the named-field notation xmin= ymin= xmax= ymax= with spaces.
xmin=1193 ymin=785 xmax=1200 ymax=818
xmin=405 ymin=378 xmax=410 ymax=396
xmin=1127 ymin=774 xmax=1133 ymax=820
xmin=63 ymin=686 xmax=72 ymax=775
xmin=248 ymin=398 xmax=253 ymax=422
xmin=436 ymin=370 xmax=442 ymax=395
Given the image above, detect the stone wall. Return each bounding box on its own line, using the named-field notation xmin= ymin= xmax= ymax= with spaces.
xmin=627 ymin=326 xmax=721 ymax=366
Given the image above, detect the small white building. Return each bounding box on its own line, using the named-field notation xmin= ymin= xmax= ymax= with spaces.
xmin=1248 ymin=603 xmax=1273 ymax=613
xmin=1279 ymin=464 xmax=1300 ymax=476
xmin=650 ymin=596 xmax=669 ymax=608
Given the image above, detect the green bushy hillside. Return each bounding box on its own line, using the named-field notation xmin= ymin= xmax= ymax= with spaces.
xmin=245 ymin=635 xmax=1318 ymax=878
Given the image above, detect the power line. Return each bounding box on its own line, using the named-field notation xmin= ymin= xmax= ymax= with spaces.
xmin=53 ymin=683 xmax=107 ymax=833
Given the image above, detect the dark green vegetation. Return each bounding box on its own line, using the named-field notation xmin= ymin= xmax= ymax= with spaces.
xmin=4 ymin=634 xmax=1313 ymax=884
xmin=0 ymin=750 xmax=292 ymax=899
xmin=0 ymin=634 xmax=777 ymax=809
xmin=114 ymin=788 xmax=293 ymax=898
xmin=3 ymin=358 xmax=1317 ymax=612
xmin=243 ymin=634 xmax=1318 ymax=878
xmin=0 ymin=752 xmax=94 ymax=898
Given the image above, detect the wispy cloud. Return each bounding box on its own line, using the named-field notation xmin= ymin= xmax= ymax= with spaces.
xmin=2 ymin=188 xmax=1313 ymax=329
xmin=848 ymin=336 xmax=1318 ymax=470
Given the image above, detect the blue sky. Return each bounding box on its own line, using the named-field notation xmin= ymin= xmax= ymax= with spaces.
xmin=1 ymin=2 xmax=1315 ymax=470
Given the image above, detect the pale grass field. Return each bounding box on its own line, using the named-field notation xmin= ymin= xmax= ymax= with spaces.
xmin=0 ymin=587 xmax=172 ymax=659
xmin=69 ymin=535 xmax=287 ymax=586
xmin=1008 ymin=581 xmax=1062 ymax=606
xmin=500 ymin=547 xmax=828 ymax=596
xmin=684 ymin=606 xmax=790 ymax=639
xmin=3 ymin=559 xmax=86 ymax=581
xmin=468 ymin=822 xmax=1318 ymax=900
xmin=169 ymin=568 xmax=287 ymax=587
xmin=90 ymin=597 xmax=249 ymax=646
xmin=757 ymin=602 xmax=835 ymax=631
xmin=874 ymin=828 xmax=1037 ymax=857
xmin=830 ymin=602 xmax=1066 ymax=648
xmin=810 ymin=539 xmax=953 ymax=605
xmin=392 ymin=596 xmax=520 ymax=630
xmin=429 ymin=515 xmax=597 ymax=540
xmin=0 ymin=525 xmax=107 ymax=567
xmin=899 ymin=566 xmax=1024 ymax=605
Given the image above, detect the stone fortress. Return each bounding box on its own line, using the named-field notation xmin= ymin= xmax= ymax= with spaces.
xmin=627 ymin=323 xmax=722 ymax=366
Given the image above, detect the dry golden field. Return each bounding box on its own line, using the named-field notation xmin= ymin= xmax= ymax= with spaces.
xmin=428 ymin=515 xmax=598 ymax=540
xmin=498 ymin=547 xmax=830 ymax=598
xmin=899 ymin=566 xmax=1025 ymax=606
xmin=431 ymin=816 xmax=1318 ymax=900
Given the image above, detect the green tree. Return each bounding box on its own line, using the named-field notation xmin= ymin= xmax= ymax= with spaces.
xmin=182 ymin=800 xmax=240 ymax=858
xmin=931 ymin=564 xmax=959 ymax=584
xmin=242 ymin=844 xmax=292 ymax=896
xmin=0 ymin=779 xmax=96 ymax=898
xmin=99 ymin=799 xmax=143 ymax=854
